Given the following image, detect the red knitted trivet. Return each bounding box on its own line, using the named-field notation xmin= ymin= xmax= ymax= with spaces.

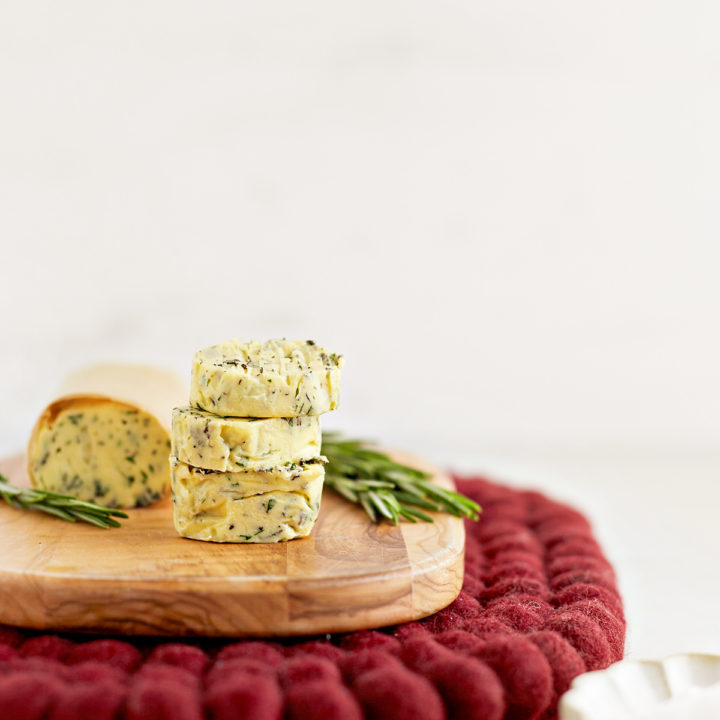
xmin=0 ymin=475 xmax=624 ymax=720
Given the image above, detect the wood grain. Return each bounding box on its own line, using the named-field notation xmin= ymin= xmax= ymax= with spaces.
xmin=0 ymin=451 xmax=464 ymax=637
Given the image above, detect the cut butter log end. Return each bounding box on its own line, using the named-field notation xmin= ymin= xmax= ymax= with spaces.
xmin=171 ymin=458 xmax=324 ymax=543
xmin=172 ymin=406 xmax=321 ymax=472
xmin=27 ymin=364 xmax=187 ymax=509
xmin=189 ymin=338 xmax=344 ymax=418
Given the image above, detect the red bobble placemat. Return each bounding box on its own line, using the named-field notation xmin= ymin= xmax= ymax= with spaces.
xmin=0 ymin=475 xmax=624 ymax=720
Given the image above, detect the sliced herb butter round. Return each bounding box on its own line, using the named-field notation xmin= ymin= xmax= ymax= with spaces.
xmin=28 ymin=397 xmax=171 ymax=508
xmin=171 ymin=459 xmax=324 ymax=543
xmin=170 ymin=456 xmax=325 ymax=500
xmin=189 ymin=339 xmax=344 ymax=418
xmin=172 ymin=406 xmax=321 ymax=472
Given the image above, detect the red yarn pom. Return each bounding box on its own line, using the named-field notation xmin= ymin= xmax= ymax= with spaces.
xmin=420 ymin=592 xmax=481 ymax=634
xmin=50 ymin=681 xmax=125 ymax=720
xmin=66 ymin=640 xmax=141 ymax=672
xmin=205 ymin=659 xmax=276 ymax=687
xmin=434 ymin=630 xmax=489 ymax=654
xmin=448 ymin=591 xmax=482 ymax=619
xmin=126 ymin=676 xmax=202 ymax=720
xmin=402 ymin=636 xmax=506 ymax=719
xmin=460 ymin=574 xmax=485 ymax=598
xmin=205 ymin=674 xmax=283 ymax=720
xmin=480 ymin=500 xmax=527 ymax=524
xmin=6 ymin=657 xmax=68 ymax=679
xmin=551 ymin=567 xmax=618 ymax=595
xmin=0 ymin=673 xmax=63 ymax=720
xmin=564 ymin=600 xmax=625 ymax=658
xmin=463 ymin=538 xmax=485 ymax=566
xmin=485 ymin=560 xmax=546 ymax=586
xmin=546 ymin=537 xmax=602 ymax=560
xmin=477 ymin=519 xmax=533 ymax=544
xmin=0 ymin=643 xmax=17 ymax=662
xmin=532 ymin=510 xmax=590 ymax=535
xmin=341 ymin=649 xmax=404 ymax=684
xmin=527 ymin=631 xmax=586 ymax=703
xmin=341 ymin=631 xmax=401 ymax=654
xmin=214 ymin=642 xmax=284 ymax=668
xmin=65 ymin=662 xmax=126 ymax=685
xmin=392 ymin=623 xmax=430 ymax=643
xmin=401 ymin=637 xmax=454 ymax=671
xmin=553 ymin=583 xmax=624 ymax=621
xmin=285 ymin=680 xmax=363 ymax=720
xmin=19 ymin=636 xmax=74 ymax=661
xmin=279 ymin=656 xmax=342 ymax=687
xmin=353 ymin=666 xmax=445 ymax=720
xmin=146 ymin=644 xmax=209 ymax=676
xmin=484 ymin=538 xmax=544 ymax=560
xmin=544 ymin=611 xmax=613 ymax=670
xmin=538 ymin=527 xmax=593 ymax=550
xmin=484 ymin=596 xmax=552 ymax=633
xmin=424 ymin=655 xmax=506 ymax=720
xmin=481 ymin=576 xmax=551 ymax=603
xmin=547 ymin=554 xmax=611 ymax=577
xmin=472 ymin=636 xmax=554 ymax=720
xmin=135 ymin=664 xmax=200 ymax=691
xmin=461 ymin=616 xmax=513 ymax=638
xmin=0 ymin=627 xmax=22 ymax=648
xmin=421 ymin=607 xmax=465 ymax=634
xmin=286 ymin=641 xmax=346 ymax=663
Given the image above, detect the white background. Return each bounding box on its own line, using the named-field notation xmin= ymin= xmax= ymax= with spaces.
xmin=1 ymin=1 xmax=719 ymax=661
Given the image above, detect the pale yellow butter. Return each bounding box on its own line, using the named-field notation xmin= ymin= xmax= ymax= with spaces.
xmin=189 ymin=339 xmax=343 ymax=418
xmin=27 ymin=363 xmax=185 ymax=508
xmin=171 ymin=458 xmax=324 ymax=542
xmin=171 ymin=406 xmax=321 ymax=472
xmin=29 ymin=398 xmax=171 ymax=508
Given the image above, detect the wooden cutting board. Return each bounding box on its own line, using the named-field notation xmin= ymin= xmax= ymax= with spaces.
xmin=0 ymin=451 xmax=464 ymax=637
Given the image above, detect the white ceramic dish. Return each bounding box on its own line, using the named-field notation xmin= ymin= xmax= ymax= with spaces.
xmin=560 ymin=654 xmax=720 ymax=720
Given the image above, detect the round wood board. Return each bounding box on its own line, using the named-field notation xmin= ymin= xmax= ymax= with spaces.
xmin=0 ymin=451 xmax=464 ymax=637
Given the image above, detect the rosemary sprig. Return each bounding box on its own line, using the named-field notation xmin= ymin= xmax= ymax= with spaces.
xmin=322 ymin=433 xmax=481 ymax=525
xmin=0 ymin=474 xmax=128 ymax=528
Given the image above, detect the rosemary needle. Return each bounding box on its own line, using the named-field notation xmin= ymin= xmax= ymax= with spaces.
xmin=322 ymin=433 xmax=481 ymax=525
xmin=0 ymin=474 xmax=128 ymax=528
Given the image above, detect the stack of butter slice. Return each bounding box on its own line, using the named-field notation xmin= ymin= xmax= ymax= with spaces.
xmin=170 ymin=339 xmax=344 ymax=543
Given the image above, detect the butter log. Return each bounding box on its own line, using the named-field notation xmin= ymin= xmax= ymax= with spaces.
xmin=190 ymin=339 xmax=344 ymax=418
xmin=28 ymin=364 xmax=186 ymax=508
xmin=171 ymin=458 xmax=324 ymax=542
xmin=172 ymin=406 xmax=321 ymax=472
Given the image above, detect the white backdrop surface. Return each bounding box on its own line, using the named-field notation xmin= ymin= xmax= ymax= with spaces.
xmin=1 ymin=1 xmax=719 ymax=659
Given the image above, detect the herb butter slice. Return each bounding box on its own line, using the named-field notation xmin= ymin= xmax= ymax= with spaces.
xmin=170 ymin=456 xmax=325 ymax=501
xmin=28 ymin=397 xmax=171 ymax=508
xmin=189 ymin=339 xmax=344 ymax=418
xmin=171 ymin=459 xmax=324 ymax=542
xmin=27 ymin=363 xmax=186 ymax=509
xmin=172 ymin=407 xmax=321 ymax=472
